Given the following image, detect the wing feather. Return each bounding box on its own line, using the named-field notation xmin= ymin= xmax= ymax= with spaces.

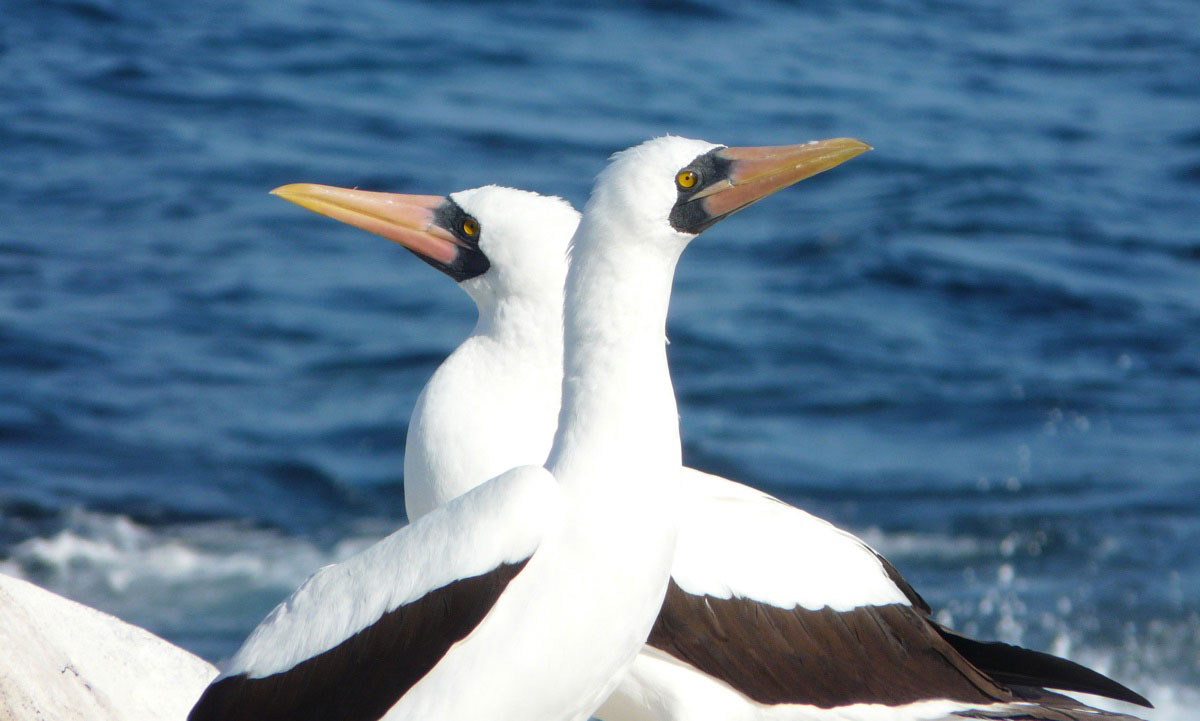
xmin=189 ymin=465 xmax=557 ymax=721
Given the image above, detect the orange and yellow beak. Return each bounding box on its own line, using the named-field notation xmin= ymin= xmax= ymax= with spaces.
xmin=270 ymin=183 xmax=464 ymax=264
xmin=689 ymin=137 xmax=871 ymax=226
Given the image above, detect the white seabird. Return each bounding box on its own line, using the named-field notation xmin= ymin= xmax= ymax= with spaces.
xmin=189 ymin=136 xmax=844 ymax=721
xmin=274 ymin=137 xmax=1151 ymax=721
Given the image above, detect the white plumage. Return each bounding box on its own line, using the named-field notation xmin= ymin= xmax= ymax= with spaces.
xmin=220 ymin=465 xmax=556 ymax=682
xmin=239 ymin=135 xmax=1146 ymax=721
xmin=189 ymin=138 xmax=739 ymax=721
xmin=366 ymin=139 xmax=1146 ymax=721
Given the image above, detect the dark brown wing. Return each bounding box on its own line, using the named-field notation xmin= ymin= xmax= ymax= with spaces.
xmin=188 ymin=560 xmax=529 ymax=721
xmin=647 ymin=579 xmax=1012 ymax=708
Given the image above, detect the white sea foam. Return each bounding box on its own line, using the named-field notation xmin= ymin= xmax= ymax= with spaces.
xmin=1 ymin=508 xmax=387 ymax=593
xmin=0 ymin=507 xmax=393 ymax=661
xmin=857 ymin=525 xmax=990 ymax=559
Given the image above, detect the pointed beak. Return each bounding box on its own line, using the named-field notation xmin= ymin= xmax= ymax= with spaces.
xmin=270 ymin=183 xmax=464 ymax=264
xmin=692 ymin=137 xmax=871 ymax=221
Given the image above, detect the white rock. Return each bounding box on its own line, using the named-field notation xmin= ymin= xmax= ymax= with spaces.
xmin=0 ymin=573 xmax=216 ymax=721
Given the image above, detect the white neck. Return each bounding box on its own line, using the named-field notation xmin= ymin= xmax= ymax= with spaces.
xmin=546 ymin=215 xmax=684 ymax=498
xmin=403 ymin=289 xmax=563 ymax=520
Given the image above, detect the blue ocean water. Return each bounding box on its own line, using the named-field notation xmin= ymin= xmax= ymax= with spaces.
xmin=1 ymin=0 xmax=1197 ymax=716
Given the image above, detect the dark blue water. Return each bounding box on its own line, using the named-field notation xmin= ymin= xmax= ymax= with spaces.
xmin=2 ymin=0 xmax=1197 ymax=716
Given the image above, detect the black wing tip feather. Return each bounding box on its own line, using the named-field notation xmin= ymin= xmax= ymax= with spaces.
xmin=936 ymin=626 xmax=1152 ymax=709
xmin=874 ymin=552 xmax=1151 ymax=709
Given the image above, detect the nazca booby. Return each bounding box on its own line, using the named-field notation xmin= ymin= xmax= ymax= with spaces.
xmin=274 ymin=137 xmax=1151 ymax=721
xmin=190 ymin=136 xmax=862 ymax=721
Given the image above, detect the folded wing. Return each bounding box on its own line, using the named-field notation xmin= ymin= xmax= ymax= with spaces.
xmin=651 ymin=469 xmax=1149 ymax=712
xmin=189 ymin=465 xmax=557 ymax=721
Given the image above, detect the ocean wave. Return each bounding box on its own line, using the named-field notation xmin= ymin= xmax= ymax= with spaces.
xmin=1 ymin=507 xmax=388 ymax=592
xmin=856 ymin=525 xmax=990 ymax=560
xmin=0 ymin=508 xmax=393 ymax=660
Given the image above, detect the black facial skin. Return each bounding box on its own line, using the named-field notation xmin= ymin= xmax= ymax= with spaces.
xmin=668 ymin=148 xmax=734 ymax=235
xmin=418 ymin=199 xmax=491 ymax=282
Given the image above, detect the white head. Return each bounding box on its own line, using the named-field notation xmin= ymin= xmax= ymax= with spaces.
xmin=268 ymin=182 xmax=580 ymax=317
xmin=448 ymin=186 xmax=579 ymax=312
xmin=571 ymin=134 xmax=873 ymax=270
xmin=547 ymin=134 xmax=873 ymax=478
xmin=578 ymin=136 xmax=723 ymax=261
xmin=270 ymin=183 xmax=582 ymax=520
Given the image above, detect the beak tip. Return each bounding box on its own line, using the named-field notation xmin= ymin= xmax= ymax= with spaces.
xmin=270 ymin=183 xmax=307 ymax=200
xmin=841 ymin=137 xmax=872 ymax=154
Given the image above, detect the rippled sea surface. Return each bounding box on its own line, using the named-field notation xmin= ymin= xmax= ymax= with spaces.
xmin=2 ymin=0 xmax=1198 ymax=716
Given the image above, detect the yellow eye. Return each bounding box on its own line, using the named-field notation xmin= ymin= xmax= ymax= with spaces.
xmin=461 ymin=218 xmax=480 ymax=237
xmin=676 ymin=170 xmax=698 ymax=189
